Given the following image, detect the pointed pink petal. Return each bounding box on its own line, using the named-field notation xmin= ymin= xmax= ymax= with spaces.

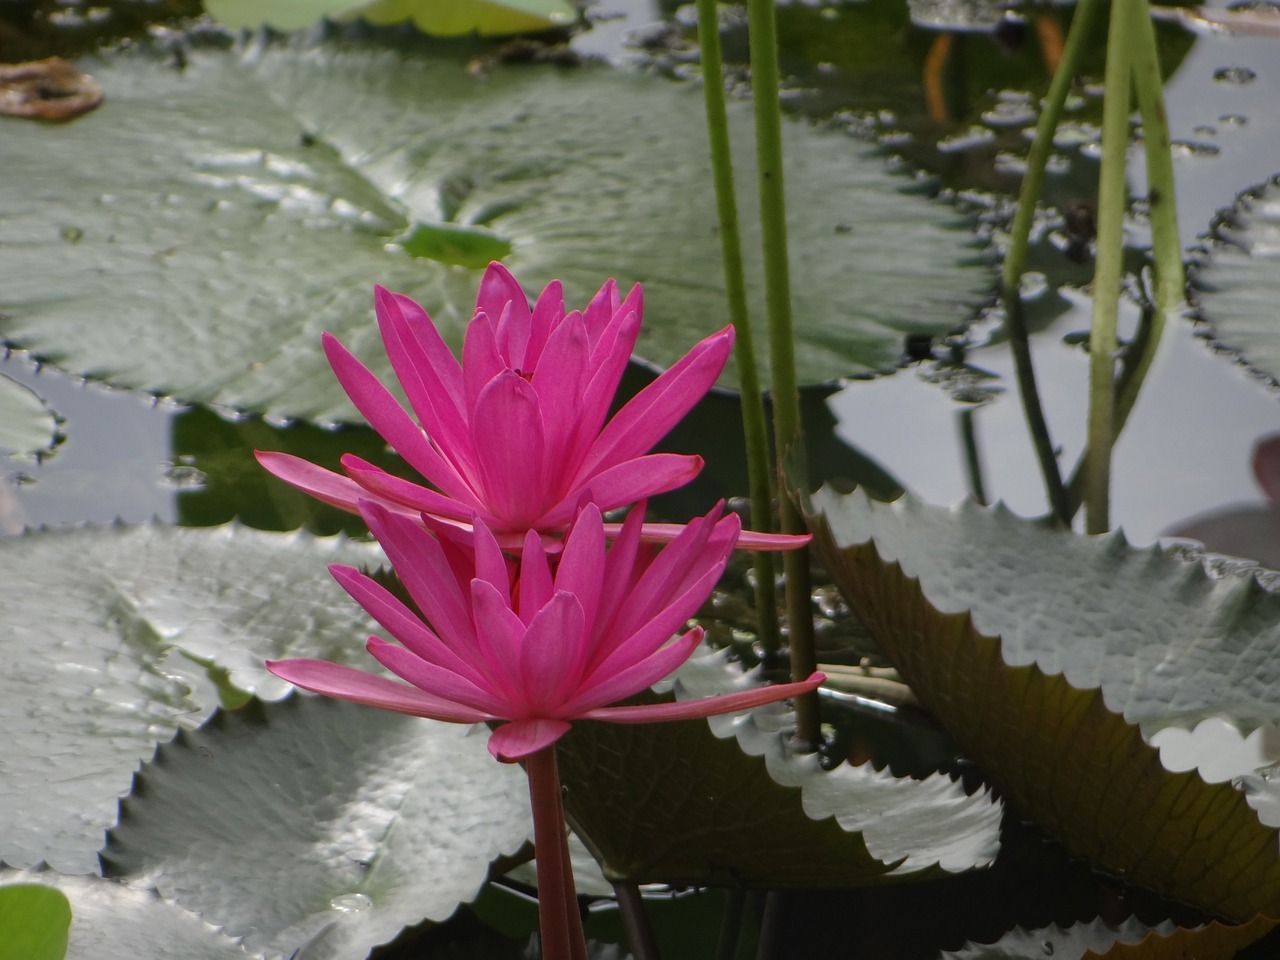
xmin=470 ymin=578 xmax=532 ymax=706
xmin=476 ymin=262 xmax=531 ymax=351
xmin=471 ymin=515 xmax=511 ymax=604
xmin=593 ymin=503 xmax=646 ymax=639
xmin=585 ymin=561 xmax=726 ymax=678
xmin=522 ymin=281 xmax=565 ymax=370
xmin=255 ymin=451 xmax=391 ymax=516
xmin=581 ymin=672 xmax=826 ymax=723
xmin=518 ymin=528 xmax=553 ymax=625
xmin=367 ymin=637 xmax=513 ymax=716
xmin=359 ymin=502 xmax=476 ymax=655
xmin=557 ymin=630 xmax=704 ymax=715
xmin=577 ymin=327 xmax=733 ymax=480
xmin=329 ymin=564 xmax=489 ymax=687
xmin=374 ymin=286 xmax=476 ymax=485
xmin=607 ymin=522 xmax=811 ymax=551
xmin=559 ymin=308 xmax=641 ymax=474
xmin=488 ymin=718 xmax=573 ymax=762
xmin=266 ymin=658 xmax=494 ymax=723
xmin=462 ymin=311 xmax=505 ymax=414
xmin=342 ymin=456 xmax=483 ymax=522
xmin=520 ymin=591 xmax=588 ymax=710
xmin=543 ymin=454 xmax=704 ymax=525
xmin=529 ymin=312 xmax=591 ymax=483
xmin=552 ymin=505 xmax=605 ymax=631
xmin=323 ymin=333 xmax=473 ymax=502
xmin=581 ymin=278 xmax=621 ymax=344
xmin=471 ymin=371 xmax=547 ymax=527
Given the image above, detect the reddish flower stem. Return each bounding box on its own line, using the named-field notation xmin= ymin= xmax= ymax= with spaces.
xmin=526 ymin=746 xmax=587 ymax=960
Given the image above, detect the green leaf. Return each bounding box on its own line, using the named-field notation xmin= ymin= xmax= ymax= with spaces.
xmin=0 ymin=36 xmax=992 ymax=423
xmin=556 ymin=649 xmax=1002 ymax=887
xmin=204 ymin=0 xmax=577 ymax=35
xmin=102 ymin=695 xmax=530 ymax=960
xmin=0 ymin=869 xmax=268 ymax=960
xmin=0 ymin=521 xmax=384 ymax=875
xmin=1192 ymin=174 xmax=1280 ymax=388
xmin=804 ymin=486 xmax=1280 ymax=917
xmin=0 ymin=373 xmax=57 ymax=459
xmin=0 ymin=883 xmax=70 ymax=960
xmin=943 ymin=917 xmax=1176 ymax=960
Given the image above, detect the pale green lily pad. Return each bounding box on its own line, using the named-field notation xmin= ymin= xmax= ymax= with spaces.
xmin=557 ymin=649 xmax=1002 ymax=887
xmin=804 ymin=487 xmax=1280 ymax=918
xmin=102 ymin=696 xmax=530 ymax=960
xmin=0 ymin=374 xmax=57 ymax=459
xmin=205 ymin=0 xmax=577 ymax=35
xmin=943 ymin=918 xmax=1174 ymax=960
xmin=0 ymin=882 xmax=70 ymax=960
xmin=0 ymin=521 xmax=383 ymax=875
xmin=0 ymin=36 xmax=991 ymax=423
xmin=0 ymin=869 xmax=268 ymax=960
xmin=1192 ymin=174 xmax=1280 ymax=389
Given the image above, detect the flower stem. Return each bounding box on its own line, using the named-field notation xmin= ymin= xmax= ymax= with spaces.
xmin=746 ymin=0 xmax=819 ymax=747
xmin=526 ymin=747 xmax=587 ymax=960
xmin=695 ymin=0 xmax=781 ymax=656
xmin=1085 ymin=0 xmax=1135 ymax=535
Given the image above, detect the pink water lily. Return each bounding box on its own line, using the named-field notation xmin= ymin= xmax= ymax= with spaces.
xmin=257 ymin=263 xmax=802 ymax=549
xmin=267 ymin=499 xmax=824 ymax=762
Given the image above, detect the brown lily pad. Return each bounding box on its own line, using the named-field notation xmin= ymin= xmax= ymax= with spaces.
xmin=0 ymin=58 xmax=103 ymax=121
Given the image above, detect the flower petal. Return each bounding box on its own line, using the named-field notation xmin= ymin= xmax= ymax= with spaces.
xmin=577 ymin=326 xmax=733 ymax=480
xmin=544 ymin=454 xmax=703 ymax=525
xmin=366 ymin=637 xmax=513 ymax=716
xmin=520 ymin=591 xmax=588 ymax=711
xmin=557 ymin=629 xmax=704 ymax=716
xmin=342 ymin=455 xmax=483 ymax=522
xmin=488 ymin=718 xmax=573 ymax=763
xmin=266 ymin=658 xmax=494 ymax=723
xmin=580 ymin=672 xmax=827 ymax=724
xmin=552 ymin=504 xmax=605 ymax=631
xmin=520 ymin=279 xmax=564 ymax=371
xmin=475 ymin=261 xmax=531 ymax=353
xmin=517 ymin=528 xmax=553 ymax=625
xmin=255 ymin=450 xmax=410 ymax=517
xmin=471 ymin=371 xmax=547 ymax=527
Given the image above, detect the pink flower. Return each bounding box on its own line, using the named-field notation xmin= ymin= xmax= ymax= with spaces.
xmin=267 ymin=499 xmax=824 ymax=762
xmin=257 ymin=263 xmax=803 ymax=548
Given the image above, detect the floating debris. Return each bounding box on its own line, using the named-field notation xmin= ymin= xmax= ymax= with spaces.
xmin=0 ymin=58 xmax=103 ymax=121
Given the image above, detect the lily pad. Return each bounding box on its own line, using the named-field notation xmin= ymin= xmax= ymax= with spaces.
xmin=204 ymin=0 xmax=577 ymax=35
xmin=0 ymin=521 xmax=383 ymax=875
xmin=0 ymin=869 xmax=268 ymax=960
xmin=101 ymin=695 xmax=530 ymax=960
xmin=0 ymin=35 xmax=992 ymax=423
xmin=0 ymin=882 xmax=70 ymax=960
xmin=0 ymin=373 xmax=57 ymax=459
xmin=1192 ymin=174 xmax=1280 ymax=388
xmin=803 ymin=486 xmax=1280 ymax=917
xmin=556 ymin=649 xmax=1002 ymax=887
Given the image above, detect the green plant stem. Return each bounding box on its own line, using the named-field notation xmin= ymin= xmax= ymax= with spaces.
xmin=746 ymin=0 xmax=819 ymax=747
xmin=1000 ymin=0 xmax=1101 ymax=524
xmin=526 ymin=747 xmax=587 ymax=960
xmin=1084 ymin=0 xmax=1135 ymax=535
xmin=1129 ymin=0 xmax=1184 ymax=316
xmin=958 ymin=408 xmax=987 ymax=505
xmin=695 ymin=0 xmax=781 ymax=656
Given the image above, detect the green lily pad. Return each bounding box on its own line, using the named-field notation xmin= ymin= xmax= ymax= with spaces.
xmin=0 ymin=373 xmax=57 ymax=459
xmin=803 ymin=486 xmax=1280 ymax=918
xmin=0 ymin=882 xmax=70 ymax=960
xmin=943 ymin=918 xmax=1175 ymax=960
xmin=102 ymin=695 xmax=530 ymax=960
xmin=0 ymin=869 xmax=268 ymax=960
xmin=204 ymin=0 xmax=577 ymax=35
xmin=1192 ymin=174 xmax=1280 ymax=389
xmin=556 ymin=649 xmax=1002 ymax=887
xmin=0 ymin=36 xmax=992 ymax=424
xmin=0 ymin=521 xmax=384 ymax=875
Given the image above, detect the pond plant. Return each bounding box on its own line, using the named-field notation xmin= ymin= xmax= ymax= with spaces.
xmin=7 ymin=0 xmax=1280 ymax=958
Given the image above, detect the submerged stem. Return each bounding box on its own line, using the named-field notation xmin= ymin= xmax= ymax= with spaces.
xmin=695 ymin=0 xmax=781 ymax=655
xmin=526 ymin=747 xmax=587 ymax=960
